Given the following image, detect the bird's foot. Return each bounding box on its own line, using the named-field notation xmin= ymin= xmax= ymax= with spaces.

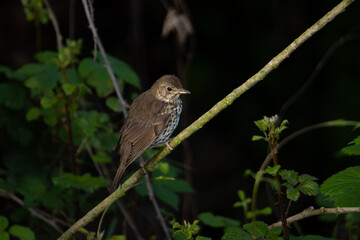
xmin=165 ymin=138 xmax=174 ymax=150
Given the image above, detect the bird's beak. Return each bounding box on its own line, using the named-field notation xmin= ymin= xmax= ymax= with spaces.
xmin=176 ymin=88 xmax=191 ymax=95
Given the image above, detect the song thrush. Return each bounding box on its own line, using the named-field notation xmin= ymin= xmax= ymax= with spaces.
xmin=111 ymin=75 xmax=190 ymax=189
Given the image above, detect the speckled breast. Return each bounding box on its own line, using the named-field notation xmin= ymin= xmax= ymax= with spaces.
xmin=150 ymin=99 xmax=182 ymax=147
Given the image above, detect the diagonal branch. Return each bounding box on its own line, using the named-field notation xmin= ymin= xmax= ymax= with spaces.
xmin=57 ymin=0 xmax=356 ymax=239
xmin=269 ymin=207 xmax=360 ymax=229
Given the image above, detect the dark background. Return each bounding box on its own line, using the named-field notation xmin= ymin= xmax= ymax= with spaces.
xmin=1 ymin=0 xmax=360 ymax=238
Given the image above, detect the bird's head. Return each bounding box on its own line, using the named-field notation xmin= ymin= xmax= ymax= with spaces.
xmin=151 ymin=75 xmax=190 ymax=102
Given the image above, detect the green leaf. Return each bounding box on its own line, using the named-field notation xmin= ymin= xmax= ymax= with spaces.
xmin=156 ymin=179 xmax=194 ymax=193
xmin=254 ymin=120 xmax=267 ymax=131
xmin=243 ymin=221 xmax=268 ymax=238
xmin=198 ymin=212 xmax=240 ymax=228
xmin=91 ymin=151 xmax=111 ymax=163
xmin=17 ymin=177 xmax=47 ymax=207
xmin=108 ymin=235 xmax=126 ymax=240
xmin=285 ymin=185 xmax=300 ymax=201
xmin=106 ymin=55 xmax=140 ymax=88
xmin=341 ymin=144 xmax=360 ymax=156
xmin=300 ymin=180 xmax=320 ymax=196
xmin=9 ymin=225 xmax=35 ymax=240
xmin=320 ymin=166 xmax=360 ymax=206
xmin=87 ymin=67 xmax=114 ymax=97
xmin=52 ymin=173 xmax=108 ymax=193
xmin=156 ymin=162 xmax=170 ymax=174
xmin=245 ymin=207 xmax=272 ymax=219
xmin=0 ymin=216 xmax=9 ymax=231
xmin=196 ymin=236 xmax=212 ymax=240
xmin=265 ymin=165 xmax=281 ymax=176
xmin=40 ymin=96 xmax=57 ymax=108
xmin=42 ymin=108 xmax=58 ymax=126
xmin=252 ymin=135 xmax=265 ymax=141
xmin=106 ymin=97 xmax=123 ymax=112
xmin=78 ymin=58 xmax=100 ymax=78
xmin=16 ymin=63 xmax=48 ymax=76
xmin=62 ymin=83 xmax=77 ymax=95
xmin=153 ymin=184 xmax=179 ymax=210
xmin=0 ymin=232 xmax=9 ymax=240
xmin=298 ymin=174 xmax=318 ymax=182
xmin=35 ymin=51 xmax=57 ymax=66
xmin=222 ymin=227 xmax=252 ymax=240
xmin=24 ymin=69 xmax=58 ymax=94
xmin=0 ymin=82 xmax=27 ymax=110
xmin=26 ymin=107 xmax=41 ymax=121
xmin=279 ymin=169 xmax=299 ymax=185
xmin=266 ymin=226 xmax=282 ymax=239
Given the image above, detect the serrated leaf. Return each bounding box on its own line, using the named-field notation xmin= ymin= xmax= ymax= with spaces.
xmin=285 ymin=185 xmax=300 ymax=201
xmin=42 ymin=108 xmax=57 ymax=126
xmin=265 ymin=165 xmax=281 ymax=176
xmin=320 ymin=166 xmax=360 ymax=206
xmin=24 ymin=69 xmax=58 ymax=94
xmin=298 ymin=174 xmax=318 ymax=182
xmin=9 ymin=225 xmax=35 ymax=240
xmin=106 ymin=97 xmax=123 ymax=112
xmin=91 ymin=151 xmax=111 ymax=163
xmin=243 ymin=221 xmax=268 ymax=237
xmin=279 ymin=169 xmax=299 ymax=185
xmin=300 ymin=180 xmax=320 ymax=196
xmin=52 ymin=173 xmax=107 ymax=193
xmin=0 ymin=216 xmax=9 ymax=231
xmin=86 ymin=68 xmax=114 ymax=97
xmin=222 ymin=227 xmax=252 ymax=240
xmin=341 ymin=144 xmax=360 ymax=156
xmin=26 ymin=107 xmax=41 ymax=121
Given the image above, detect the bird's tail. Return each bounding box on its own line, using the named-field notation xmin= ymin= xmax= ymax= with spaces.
xmin=111 ymin=164 xmax=125 ymax=191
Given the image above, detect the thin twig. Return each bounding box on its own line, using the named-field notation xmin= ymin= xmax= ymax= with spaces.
xmin=42 ymin=0 xmax=63 ymax=49
xmin=140 ymin=157 xmax=172 ymax=240
xmin=0 ymin=189 xmax=64 ymax=234
xmin=81 ymin=0 xmax=128 ymax=118
xmin=85 ymin=145 xmax=144 ymax=240
xmin=57 ymin=1 xmax=357 ymax=239
xmin=279 ymin=33 xmax=360 ymax=120
xmin=269 ymin=207 xmax=360 ymax=229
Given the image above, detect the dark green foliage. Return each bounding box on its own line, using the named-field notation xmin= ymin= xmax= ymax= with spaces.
xmin=320 ymin=166 xmax=360 ymax=207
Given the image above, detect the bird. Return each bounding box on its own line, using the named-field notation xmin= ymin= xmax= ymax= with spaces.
xmin=111 ymin=75 xmax=190 ymax=190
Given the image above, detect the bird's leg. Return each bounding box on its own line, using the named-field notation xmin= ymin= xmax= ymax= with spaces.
xmin=164 ymin=138 xmax=174 ymax=150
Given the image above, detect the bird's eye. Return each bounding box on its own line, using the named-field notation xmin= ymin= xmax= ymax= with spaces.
xmin=167 ymin=87 xmax=172 ymax=91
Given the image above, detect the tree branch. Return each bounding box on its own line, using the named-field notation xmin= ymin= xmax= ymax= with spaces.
xmin=42 ymin=0 xmax=63 ymax=49
xmin=57 ymin=0 xmax=356 ymax=239
xmin=81 ymin=0 xmax=128 ymax=118
xmin=269 ymin=207 xmax=360 ymax=229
